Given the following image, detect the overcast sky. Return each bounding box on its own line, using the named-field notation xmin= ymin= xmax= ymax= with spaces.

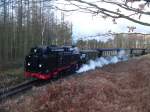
xmin=55 ymin=0 xmax=150 ymax=42
xmin=67 ymin=12 xmax=150 ymax=42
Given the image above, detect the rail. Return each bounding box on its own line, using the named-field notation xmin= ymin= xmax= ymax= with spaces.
xmin=0 ymin=80 xmax=39 ymax=101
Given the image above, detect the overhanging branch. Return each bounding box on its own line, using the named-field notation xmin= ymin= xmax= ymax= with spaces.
xmin=66 ymin=0 xmax=150 ymax=26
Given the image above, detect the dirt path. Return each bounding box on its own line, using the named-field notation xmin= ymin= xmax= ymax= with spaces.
xmin=1 ymin=57 xmax=150 ymax=112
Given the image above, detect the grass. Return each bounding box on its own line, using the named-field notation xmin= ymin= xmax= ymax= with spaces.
xmin=0 ymin=67 xmax=27 ymax=89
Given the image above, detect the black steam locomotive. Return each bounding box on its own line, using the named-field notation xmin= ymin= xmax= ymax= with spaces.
xmin=24 ymin=45 xmax=87 ymax=80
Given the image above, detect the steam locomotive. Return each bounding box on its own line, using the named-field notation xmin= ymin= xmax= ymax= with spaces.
xmin=24 ymin=45 xmax=87 ymax=80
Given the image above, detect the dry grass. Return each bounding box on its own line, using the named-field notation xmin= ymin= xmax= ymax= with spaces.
xmin=0 ymin=68 xmax=26 ymax=89
xmin=1 ymin=57 xmax=150 ymax=112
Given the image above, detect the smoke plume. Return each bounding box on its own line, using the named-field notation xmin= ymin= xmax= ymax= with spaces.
xmin=77 ymin=50 xmax=128 ymax=73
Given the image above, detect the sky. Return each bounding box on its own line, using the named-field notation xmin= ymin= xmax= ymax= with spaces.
xmin=66 ymin=12 xmax=150 ymax=42
xmin=55 ymin=0 xmax=150 ymax=42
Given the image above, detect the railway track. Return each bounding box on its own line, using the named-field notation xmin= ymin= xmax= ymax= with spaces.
xmin=0 ymin=72 xmax=72 ymax=102
xmin=0 ymin=79 xmax=40 ymax=101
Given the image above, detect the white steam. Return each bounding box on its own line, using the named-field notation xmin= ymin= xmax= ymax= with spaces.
xmin=77 ymin=50 xmax=128 ymax=73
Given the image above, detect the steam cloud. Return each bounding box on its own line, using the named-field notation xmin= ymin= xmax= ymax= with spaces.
xmin=77 ymin=50 xmax=128 ymax=73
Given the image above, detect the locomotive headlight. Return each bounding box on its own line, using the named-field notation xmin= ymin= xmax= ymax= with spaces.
xmin=27 ymin=62 xmax=31 ymax=66
xmin=34 ymin=49 xmax=37 ymax=53
xmin=39 ymin=64 xmax=42 ymax=68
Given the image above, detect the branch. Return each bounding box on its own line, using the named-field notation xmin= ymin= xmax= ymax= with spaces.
xmin=66 ymin=0 xmax=150 ymax=26
xmin=103 ymin=0 xmax=150 ymax=15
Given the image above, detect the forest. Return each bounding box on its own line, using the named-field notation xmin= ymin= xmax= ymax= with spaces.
xmin=0 ymin=0 xmax=72 ymax=67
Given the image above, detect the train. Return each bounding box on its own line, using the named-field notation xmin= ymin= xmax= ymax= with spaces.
xmin=24 ymin=45 xmax=88 ymax=80
xmin=24 ymin=45 xmax=149 ymax=80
